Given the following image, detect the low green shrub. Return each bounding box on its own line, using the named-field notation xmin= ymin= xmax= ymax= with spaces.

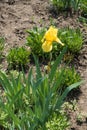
xmin=78 ymin=16 xmax=87 ymax=24
xmin=55 ymin=67 xmax=81 ymax=91
xmin=26 ymin=27 xmax=46 ymax=57
xmin=7 ymin=46 xmax=31 ymax=70
xmin=45 ymin=111 xmax=70 ymax=130
xmin=0 ymin=47 xmax=83 ymax=129
xmin=50 ymin=0 xmax=64 ymax=14
xmin=52 ymin=27 xmax=83 ymax=62
xmin=80 ymin=0 xmax=87 ymax=19
xmin=58 ymin=27 xmax=83 ymax=54
xmin=50 ymin=0 xmax=80 ymax=15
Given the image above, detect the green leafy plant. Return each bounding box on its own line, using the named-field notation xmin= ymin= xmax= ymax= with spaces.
xmin=45 ymin=111 xmax=70 ymax=130
xmin=0 ymin=47 xmax=83 ymax=129
xmin=55 ymin=67 xmax=81 ymax=91
xmin=62 ymin=0 xmax=80 ymax=12
xmin=26 ymin=27 xmax=46 ymax=57
xmin=58 ymin=27 xmax=83 ymax=54
xmin=0 ymin=109 xmax=8 ymax=129
xmin=50 ymin=0 xmax=64 ymax=14
xmin=7 ymin=46 xmax=31 ymax=70
xmin=0 ymin=37 xmax=4 ymax=61
xmin=76 ymin=113 xmax=84 ymax=123
xmin=50 ymin=0 xmax=80 ymax=15
xmin=78 ymin=16 xmax=87 ymax=24
xmin=80 ymin=0 xmax=87 ymax=19
xmin=63 ymin=99 xmax=78 ymax=112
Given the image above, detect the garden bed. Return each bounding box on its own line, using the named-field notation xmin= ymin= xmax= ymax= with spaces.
xmin=0 ymin=0 xmax=87 ymax=129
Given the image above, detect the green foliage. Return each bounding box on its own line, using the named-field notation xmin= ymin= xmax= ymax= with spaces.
xmin=46 ymin=112 xmax=70 ymax=130
xmin=50 ymin=0 xmax=80 ymax=14
xmin=0 ymin=47 xmax=83 ymax=129
xmin=58 ymin=27 xmax=83 ymax=54
xmin=26 ymin=27 xmax=46 ymax=57
xmin=0 ymin=37 xmax=4 ymax=61
xmin=56 ymin=67 xmax=81 ymax=91
xmin=7 ymin=47 xmax=31 ymax=70
xmin=50 ymin=0 xmax=64 ymax=14
xmin=62 ymin=0 xmax=80 ymax=11
xmin=76 ymin=113 xmax=85 ymax=123
xmin=0 ymin=108 xmax=8 ymax=129
xmin=80 ymin=0 xmax=87 ymax=19
xmin=78 ymin=16 xmax=87 ymax=24
xmin=63 ymin=99 xmax=78 ymax=111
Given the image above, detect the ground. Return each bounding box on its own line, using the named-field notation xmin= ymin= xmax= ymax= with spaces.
xmin=0 ymin=0 xmax=87 ymax=129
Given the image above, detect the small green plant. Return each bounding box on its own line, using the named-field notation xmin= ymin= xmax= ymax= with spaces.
xmin=63 ymin=0 xmax=80 ymax=12
xmin=7 ymin=46 xmax=31 ymax=70
xmin=55 ymin=67 xmax=81 ymax=91
xmin=26 ymin=27 xmax=46 ymax=57
xmin=9 ymin=70 xmax=21 ymax=79
xmin=50 ymin=0 xmax=64 ymax=14
xmin=76 ymin=113 xmax=84 ymax=123
xmin=45 ymin=111 xmax=70 ymax=130
xmin=78 ymin=16 xmax=87 ymax=24
xmin=80 ymin=0 xmax=87 ymax=18
xmin=77 ymin=0 xmax=87 ymax=23
xmin=58 ymin=27 xmax=83 ymax=54
xmin=63 ymin=99 xmax=78 ymax=111
xmin=50 ymin=0 xmax=80 ymax=15
xmin=0 ymin=47 xmax=83 ymax=129
xmin=0 ymin=37 xmax=4 ymax=61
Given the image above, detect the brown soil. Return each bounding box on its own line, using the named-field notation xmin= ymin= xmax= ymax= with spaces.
xmin=0 ymin=0 xmax=87 ymax=129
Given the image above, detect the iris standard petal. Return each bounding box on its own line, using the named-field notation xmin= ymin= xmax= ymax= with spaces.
xmin=44 ymin=26 xmax=58 ymax=42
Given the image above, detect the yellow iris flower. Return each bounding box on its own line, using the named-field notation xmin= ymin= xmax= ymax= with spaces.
xmin=42 ymin=26 xmax=64 ymax=52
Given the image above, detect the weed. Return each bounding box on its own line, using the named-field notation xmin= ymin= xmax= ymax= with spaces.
xmin=7 ymin=46 xmax=31 ymax=70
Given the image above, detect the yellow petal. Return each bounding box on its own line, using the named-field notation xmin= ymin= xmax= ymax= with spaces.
xmin=56 ymin=38 xmax=64 ymax=46
xmin=44 ymin=26 xmax=58 ymax=42
xmin=42 ymin=41 xmax=52 ymax=52
xmin=41 ymin=26 xmax=64 ymax=52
